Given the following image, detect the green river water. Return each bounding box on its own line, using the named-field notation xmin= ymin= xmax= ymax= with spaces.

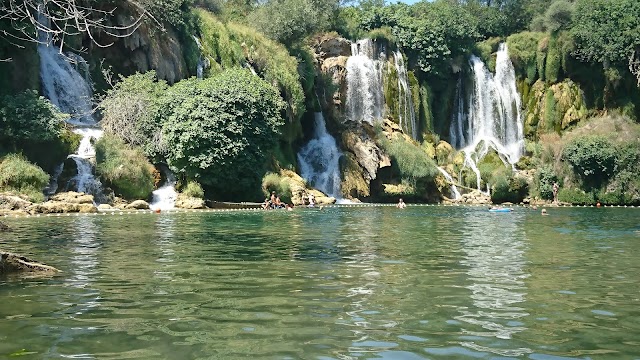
xmin=1 ymin=206 xmax=639 ymax=359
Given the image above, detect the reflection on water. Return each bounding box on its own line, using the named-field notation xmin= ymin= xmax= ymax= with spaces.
xmin=1 ymin=207 xmax=640 ymax=359
xmin=456 ymin=212 xmax=531 ymax=357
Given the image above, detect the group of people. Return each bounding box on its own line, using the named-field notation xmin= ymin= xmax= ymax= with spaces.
xmin=262 ymin=191 xmax=292 ymax=210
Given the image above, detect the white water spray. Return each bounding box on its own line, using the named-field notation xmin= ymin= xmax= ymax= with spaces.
xmin=393 ymin=51 xmax=418 ymax=140
xmin=346 ymin=39 xmax=385 ymax=124
xmin=150 ymin=167 xmax=177 ymax=211
xmin=449 ymin=43 xmax=524 ymax=190
xmin=297 ymin=113 xmax=342 ymax=198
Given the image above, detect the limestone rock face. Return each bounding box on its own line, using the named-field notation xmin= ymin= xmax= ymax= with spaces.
xmin=125 ymin=200 xmax=150 ymax=210
xmin=175 ymin=194 xmax=206 ymax=209
xmin=321 ymin=56 xmax=349 ymax=109
xmin=50 ymin=192 xmax=94 ymax=204
xmin=0 ymin=251 xmax=59 ymax=275
xmin=314 ymin=36 xmax=351 ymax=60
xmin=524 ymin=79 xmax=587 ymax=137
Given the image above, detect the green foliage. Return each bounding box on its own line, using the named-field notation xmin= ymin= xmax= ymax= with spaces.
xmin=535 ymin=165 xmax=558 ymax=200
xmin=572 ymin=0 xmax=640 ymax=66
xmin=543 ymin=88 xmax=558 ymax=132
xmin=544 ymin=0 xmax=574 ymax=33
xmin=380 ymin=136 xmax=438 ymax=182
xmin=261 ymin=172 xmax=292 ymax=203
xmin=391 ymin=1 xmax=479 ymax=75
xmin=195 ymin=10 xmax=305 ymax=124
xmin=545 ymin=34 xmax=561 ymax=83
xmin=0 ymin=154 xmax=49 ymax=203
xmin=95 ymin=135 xmax=155 ymax=200
xmin=507 ymin=32 xmax=544 ymax=82
xmin=182 ymin=181 xmax=205 ymax=199
xmin=366 ymin=26 xmax=395 ymax=44
xmin=536 ymin=37 xmax=548 ymax=82
xmin=557 ymin=187 xmax=594 ymax=205
xmin=562 ymin=135 xmax=617 ymax=189
xmin=161 ymin=69 xmax=285 ymax=200
xmin=248 ymin=0 xmax=338 ymax=47
xmin=491 ymin=173 xmax=529 ymax=204
xmin=99 ymin=71 xmax=169 ymax=159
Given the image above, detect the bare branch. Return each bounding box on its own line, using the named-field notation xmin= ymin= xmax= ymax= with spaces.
xmin=630 ymin=49 xmax=640 ymax=88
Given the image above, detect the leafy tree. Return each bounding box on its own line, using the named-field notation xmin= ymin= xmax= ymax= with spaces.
xmin=99 ymin=71 xmax=169 ymax=159
xmin=543 ymin=0 xmax=574 ymax=33
xmin=572 ymin=0 xmax=640 ymax=67
xmin=562 ymin=135 xmax=617 ymax=189
xmin=248 ymin=0 xmax=338 ymax=47
xmin=161 ymin=69 xmax=285 ymax=200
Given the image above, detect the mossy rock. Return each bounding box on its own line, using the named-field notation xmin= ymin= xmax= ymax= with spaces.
xmin=435 ymin=141 xmax=454 ymax=165
xmin=340 ymin=153 xmax=370 ymax=199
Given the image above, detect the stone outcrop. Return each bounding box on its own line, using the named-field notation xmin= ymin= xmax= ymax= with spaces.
xmin=524 ymin=79 xmax=588 ymax=137
xmin=175 ymin=194 xmax=206 ymax=209
xmin=0 ymin=251 xmax=60 ymax=275
xmin=0 ymin=194 xmax=32 ymax=211
xmin=28 ymin=202 xmax=98 ymax=214
xmin=314 ymin=36 xmax=351 ymax=60
xmin=449 ymin=190 xmax=492 ymax=205
xmin=50 ymin=192 xmax=94 ymax=204
xmin=279 ymin=170 xmax=336 ymax=206
xmin=125 ymin=200 xmax=150 ymax=210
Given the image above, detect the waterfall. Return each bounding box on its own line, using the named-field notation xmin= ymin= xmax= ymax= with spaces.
xmin=437 ymin=167 xmax=461 ymax=200
xmin=149 ymin=167 xmax=177 ymax=211
xmin=449 ymin=43 xmax=524 ymax=190
xmin=37 ymin=6 xmax=104 ymax=199
xmin=346 ymin=39 xmax=385 ymax=124
xmin=193 ymin=35 xmax=208 ymax=79
xmin=297 ymin=112 xmax=342 ymax=198
xmin=393 ymin=51 xmax=418 ymax=140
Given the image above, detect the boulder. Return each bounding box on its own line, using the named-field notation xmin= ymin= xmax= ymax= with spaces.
xmin=315 ymin=36 xmax=351 ymax=59
xmin=98 ymin=204 xmax=114 ymax=210
xmin=175 ymin=194 xmax=206 ymax=209
xmin=28 ymin=201 xmax=97 ymax=214
xmin=125 ymin=200 xmax=150 ymax=210
xmin=50 ymin=192 xmax=94 ymax=204
xmin=0 ymin=251 xmax=59 ymax=275
xmin=457 ymin=190 xmax=492 ymax=205
xmin=0 ymin=194 xmax=32 ymax=210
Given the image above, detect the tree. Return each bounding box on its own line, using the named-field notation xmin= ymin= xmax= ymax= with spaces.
xmin=562 ymin=135 xmax=618 ymax=189
xmin=572 ymin=0 xmax=640 ymax=75
xmin=161 ymin=69 xmax=285 ymax=200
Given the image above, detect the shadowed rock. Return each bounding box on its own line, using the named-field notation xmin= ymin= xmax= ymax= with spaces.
xmin=0 ymin=251 xmax=60 ymax=275
xmin=0 ymin=221 xmax=9 ymax=231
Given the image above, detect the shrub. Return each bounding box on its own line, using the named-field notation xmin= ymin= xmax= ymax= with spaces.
xmin=182 ymin=180 xmax=205 ymax=199
xmin=535 ymin=165 xmax=558 ymax=200
xmin=380 ymin=136 xmax=439 ymax=183
xmin=562 ymin=135 xmax=617 ymax=189
xmin=0 ymin=153 xmax=49 ymax=202
xmin=261 ymin=172 xmax=292 ymax=203
xmin=491 ymin=172 xmax=528 ymax=204
xmin=95 ymin=135 xmax=155 ymax=200
xmin=544 ymin=0 xmax=574 ymax=33
xmin=161 ymin=69 xmax=285 ymax=201
xmin=557 ymin=187 xmax=594 ymax=205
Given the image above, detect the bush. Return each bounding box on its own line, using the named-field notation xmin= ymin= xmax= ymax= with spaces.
xmin=182 ymin=180 xmax=205 ymax=199
xmin=562 ymin=135 xmax=617 ymax=189
xmin=535 ymin=165 xmax=558 ymax=200
xmin=95 ymin=135 xmax=155 ymax=200
xmin=261 ymin=172 xmax=292 ymax=204
xmin=544 ymin=0 xmax=574 ymax=33
xmin=161 ymin=69 xmax=285 ymax=201
xmin=0 ymin=154 xmax=49 ymax=202
xmin=491 ymin=173 xmax=529 ymax=204
xmin=557 ymin=187 xmax=594 ymax=205
xmin=381 ymin=136 xmax=439 ymax=182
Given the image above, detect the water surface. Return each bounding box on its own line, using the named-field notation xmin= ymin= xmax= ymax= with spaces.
xmin=1 ymin=206 xmax=639 ymax=359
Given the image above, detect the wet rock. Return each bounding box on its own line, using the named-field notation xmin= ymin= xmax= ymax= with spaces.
xmin=28 ymin=201 xmax=97 ymax=214
xmin=314 ymin=36 xmax=351 ymax=60
xmin=98 ymin=204 xmax=114 ymax=210
xmin=0 ymin=194 xmax=32 ymax=210
xmin=0 ymin=251 xmax=59 ymax=275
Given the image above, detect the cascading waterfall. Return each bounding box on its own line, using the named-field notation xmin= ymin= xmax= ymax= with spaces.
xmin=297 ymin=112 xmax=342 ymax=198
xmin=149 ymin=167 xmax=177 ymax=211
xmin=346 ymin=39 xmax=385 ymax=124
xmin=37 ymin=7 xmax=103 ymax=199
xmin=193 ymin=36 xmax=209 ymax=79
xmin=393 ymin=51 xmax=418 ymax=140
xmin=437 ymin=167 xmax=461 ymax=200
xmin=449 ymin=43 xmax=524 ymax=191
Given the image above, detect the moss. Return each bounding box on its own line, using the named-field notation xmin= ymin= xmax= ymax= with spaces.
xmin=545 ymin=34 xmax=561 ymax=83
xmin=543 ymin=87 xmax=559 ymax=133
xmin=475 ymin=37 xmax=502 ymax=72
xmin=536 ymin=36 xmax=549 ymax=82
xmin=419 ymin=81 xmax=434 ymax=135
xmin=506 ymin=31 xmax=544 ymax=82
xmin=340 ymin=153 xmax=370 ymax=198
xmin=383 ymin=58 xmax=400 ymax=125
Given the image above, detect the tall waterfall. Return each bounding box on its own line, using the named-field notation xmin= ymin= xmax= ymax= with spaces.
xmin=449 ymin=43 xmax=524 ymax=190
xmin=297 ymin=113 xmax=342 ymax=198
xmin=393 ymin=51 xmax=418 ymax=140
xmin=37 ymin=8 xmax=103 ymax=199
xmin=346 ymin=39 xmax=385 ymax=124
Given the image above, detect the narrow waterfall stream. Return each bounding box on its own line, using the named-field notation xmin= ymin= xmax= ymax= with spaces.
xmin=437 ymin=167 xmax=462 ymax=200
xmin=149 ymin=167 xmax=178 ymax=211
xmin=346 ymin=39 xmax=385 ymax=124
xmin=38 ymin=10 xmax=104 ymax=200
xmin=449 ymin=43 xmax=524 ymax=191
xmin=393 ymin=51 xmax=418 ymax=140
xmin=297 ymin=113 xmax=342 ymax=199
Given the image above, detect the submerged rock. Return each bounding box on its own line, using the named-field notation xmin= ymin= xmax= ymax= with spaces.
xmin=0 ymin=251 xmax=60 ymax=275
